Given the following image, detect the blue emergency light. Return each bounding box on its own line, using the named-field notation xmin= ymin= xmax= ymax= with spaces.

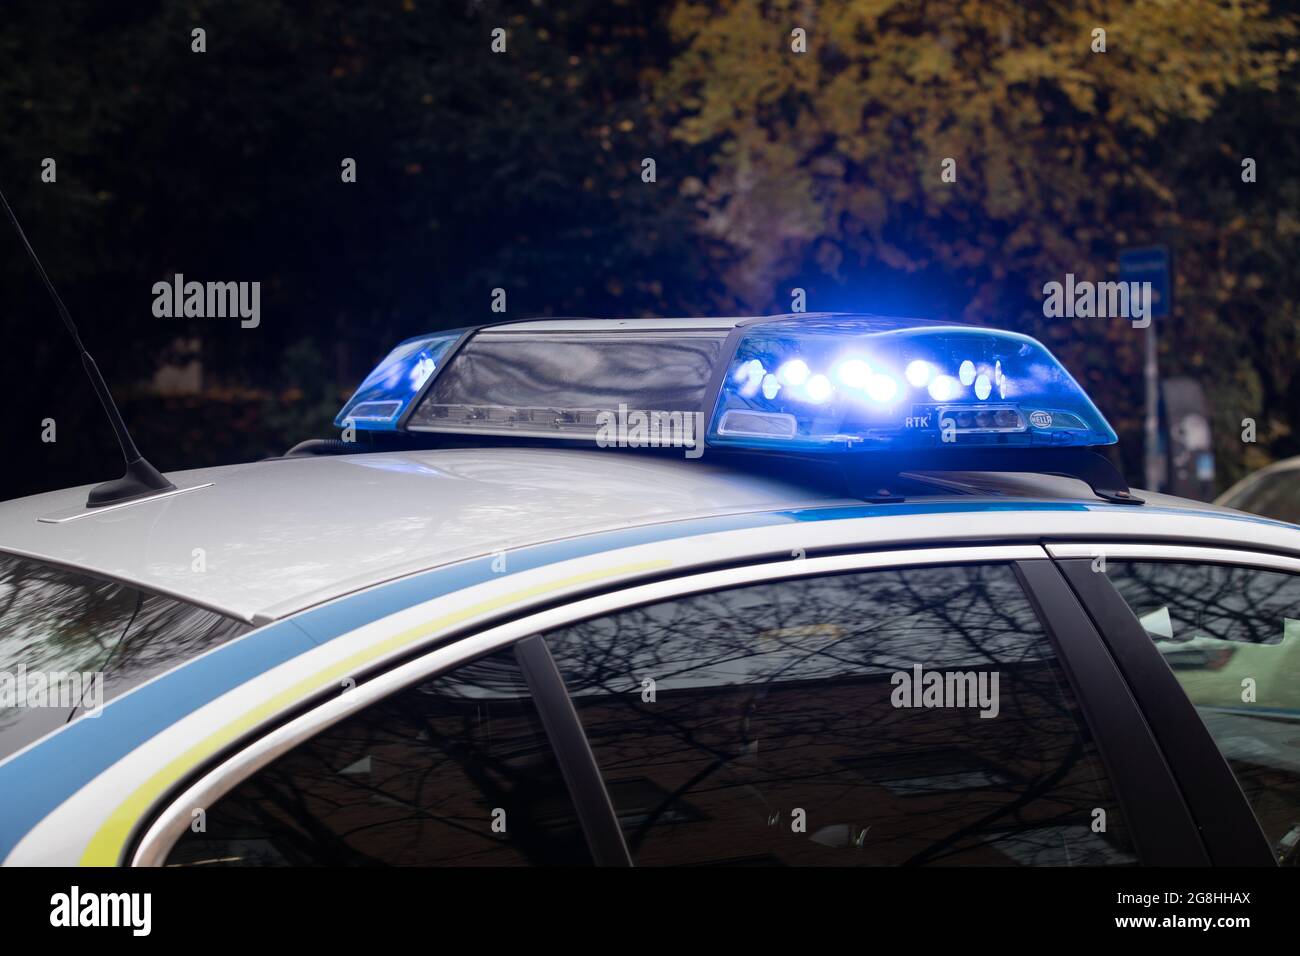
xmin=706 ymin=316 xmax=1116 ymax=452
xmin=334 ymin=330 xmax=464 ymax=430
xmin=336 ymin=314 xmax=1117 ymax=455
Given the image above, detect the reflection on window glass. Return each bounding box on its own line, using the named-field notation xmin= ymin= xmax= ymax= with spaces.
xmin=1110 ymin=561 xmax=1300 ymax=865
xmin=0 ymin=553 xmax=249 ymax=760
xmin=84 ymin=592 xmax=250 ymax=713
xmin=167 ymin=649 xmax=591 ymax=867
xmin=545 ymin=564 xmax=1135 ymax=866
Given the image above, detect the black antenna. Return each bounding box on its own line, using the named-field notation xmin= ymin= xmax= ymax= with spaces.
xmin=1 ymin=184 xmax=175 ymax=507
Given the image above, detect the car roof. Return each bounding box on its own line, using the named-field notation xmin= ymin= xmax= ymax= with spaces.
xmin=0 ymin=445 xmax=1291 ymax=623
xmin=0 ymin=447 xmax=856 ymax=621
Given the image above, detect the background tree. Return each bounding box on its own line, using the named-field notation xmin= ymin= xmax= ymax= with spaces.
xmin=656 ymin=0 xmax=1299 ymax=481
xmin=1 ymin=0 xmax=1297 ymax=498
xmin=1 ymin=0 xmax=700 ymax=497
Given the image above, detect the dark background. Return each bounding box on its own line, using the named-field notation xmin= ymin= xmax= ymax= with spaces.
xmin=1 ymin=0 xmax=1297 ymax=501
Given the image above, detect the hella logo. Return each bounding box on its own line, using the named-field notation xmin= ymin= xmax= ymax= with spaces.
xmin=1028 ymin=410 xmax=1054 ymax=428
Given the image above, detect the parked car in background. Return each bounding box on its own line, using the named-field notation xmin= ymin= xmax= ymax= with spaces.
xmin=1216 ymin=456 xmax=1300 ymax=525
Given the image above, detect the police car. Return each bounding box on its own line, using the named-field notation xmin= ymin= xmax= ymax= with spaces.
xmin=2 ymin=314 xmax=1297 ymax=868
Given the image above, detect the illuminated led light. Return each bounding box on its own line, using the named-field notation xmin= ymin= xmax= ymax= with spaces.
xmin=835 ymin=358 xmax=873 ymax=389
xmin=735 ymin=358 xmax=765 ymax=383
xmin=928 ymin=374 xmax=960 ymax=402
xmin=865 ymin=373 xmax=898 ymax=403
xmin=736 ymin=358 xmax=766 ymax=396
xmin=974 ymin=373 xmax=992 ymax=400
xmin=905 ymin=360 xmax=932 ymax=388
xmin=410 ymin=354 xmax=437 ymax=390
xmin=805 ymin=374 xmax=833 ymax=403
xmin=761 ymin=373 xmax=781 ymax=400
xmin=778 ymin=359 xmax=810 ymax=387
xmin=959 ymin=360 xmax=976 ymax=386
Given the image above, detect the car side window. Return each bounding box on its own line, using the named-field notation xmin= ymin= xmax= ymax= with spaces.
xmin=543 ymin=562 xmax=1136 ymax=866
xmin=1107 ymin=560 xmax=1300 ymax=865
xmin=0 ymin=552 xmax=250 ymax=761
xmin=165 ymin=648 xmax=591 ymax=866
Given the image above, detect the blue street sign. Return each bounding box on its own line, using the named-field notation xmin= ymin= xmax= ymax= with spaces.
xmin=1119 ymin=245 xmax=1171 ymax=318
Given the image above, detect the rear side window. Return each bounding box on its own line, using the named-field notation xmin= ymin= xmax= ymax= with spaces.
xmin=166 ymin=648 xmax=592 ymax=866
xmin=0 ymin=552 xmax=250 ymax=760
xmin=1108 ymin=561 xmax=1300 ymax=864
xmin=543 ymin=563 xmax=1136 ymax=866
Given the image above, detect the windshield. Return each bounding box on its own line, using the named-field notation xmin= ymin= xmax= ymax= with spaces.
xmin=0 ymin=551 xmax=251 ymax=762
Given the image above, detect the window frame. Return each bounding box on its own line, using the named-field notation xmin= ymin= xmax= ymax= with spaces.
xmin=1049 ymin=541 xmax=1297 ymax=867
xmin=132 ymin=543 xmax=1196 ymax=866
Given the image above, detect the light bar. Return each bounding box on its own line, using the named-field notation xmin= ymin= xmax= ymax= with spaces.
xmin=336 ymin=316 xmax=1117 ymax=458
xmin=707 ymin=317 xmax=1116 ymax=452
xmin=334 ymin=330 xmax=463 ymax=430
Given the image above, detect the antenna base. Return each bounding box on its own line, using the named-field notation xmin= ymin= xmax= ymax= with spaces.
xmin=87 ymin=457 xmax=176 ymax=508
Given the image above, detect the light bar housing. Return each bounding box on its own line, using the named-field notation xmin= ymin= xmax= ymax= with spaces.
xmin=335 ymin=314 xmax=1117 ymax=456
